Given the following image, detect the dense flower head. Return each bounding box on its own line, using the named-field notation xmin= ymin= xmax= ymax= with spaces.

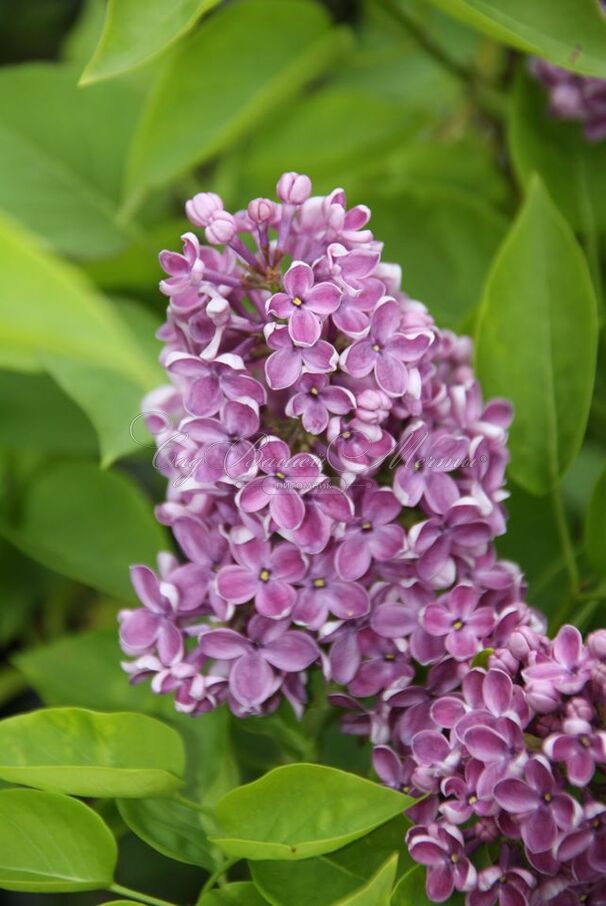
xmin=120 ymin=172 xmax=606 ymax=906
xmin=531 ymin=58 xmax=606 ymax=142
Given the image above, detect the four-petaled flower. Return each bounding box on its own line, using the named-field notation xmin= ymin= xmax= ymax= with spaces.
xmin=267 ymin=261 xmax=341 ymax=346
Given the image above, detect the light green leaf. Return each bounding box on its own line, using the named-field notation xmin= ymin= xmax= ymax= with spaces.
xmin=367 ymin=187 xmax=506 ymax=329
xmin=475 ymin=177 xmax=598 ymax=494
xmin=198 ymin=883 xmax=269 ymax=905
xmin=0 ymin=64 xmax=139 ymax=256
xmin=334 ymin=853 xmax=398 ymax=906
xmin=212 ymin=764 xmax=412 ymax=861
xmin=100 ymin=902 xmax=141 ymax=905
xmin=1 ymin=461 xmax=166 ymax=600
xmin=0 ymin=708 xmax=185 ymax=797
xmin=0 ymin=788 xmax=117 ymax=892
xmin=585 ymin=468 xmax=606 ymax=577
xmin=14 ymin=627 xmax=239 ymax=800
xmin=81 ymin=0 xmax=221 ymax=85
xmin=118 ymin=797 xmax=217 ymax=869
xmin=509 ymin=68 xmax=606 ymax=233
xmin=62 ymin=0 xmax=106 ymax=66
xmin=391 ymin=863 xmax=430 ymax=905
xmin=0 ymin=213 xmax=158 ymax=387
xmin=426 ymin=0 xmax=606 ymax=77
xmin=126 ymin=0 xmax=347 ymax=197
xmin=251 ymin=817 xmax=410 ymax=906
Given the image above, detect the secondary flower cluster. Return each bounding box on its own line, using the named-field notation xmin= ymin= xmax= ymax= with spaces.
xmin=531 ymin=58 xmax=606 ymax=142
xmin=119 ymin=173 xmax=606 ymax=906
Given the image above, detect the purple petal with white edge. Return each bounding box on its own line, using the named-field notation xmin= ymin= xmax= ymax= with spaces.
xmin=182 ymin=416 xmax=226 ymax=445
xmin=465 ymin=726 xmax=510 ymax=763
xmin=269 ymin=490 xmax=305 ymax=531
xmin=394 ymin=468 xmax=425 ymax=508
xmin=120 ymin=609 xmax=160 ymax=651
xmin=412 ymin=730 xmax=451 ymax=765
xmin=307 ymin=281 xmax=341 ymax=315
xmin=553 ymin=624 xmax=583 ymax=667
xmin=238 ymin=478 xmax=271 ymax=513
xmin=216 ymin=566 xmax=257 ymax=604
xmin=222 ymin=401 xmax=259 ymax=438
xmin=371 ymin=299 xmax=402 ymax=343
xmin=283 ymin=260 xmax=314 ymax=299
xmin=265 ymin=348 xmax=302 ymax=389
xmin=372 ymin=746 xmax=402 ymax=787
xmin=447 ymin=626 xmax=481 ymax=660
xmin=431 ymin=697 xmax=466 ymax=728
xmin=493 ymin=778 xmax=536 ymax=812
xmin=522 ymin=808 xmax=557 ymax=853
xmin=327 ymin=582 xmax=370 ymax=620
xmin=200 ymin=629 xmax=250 ymax=659
xmin=387 ymin=330 xmax=433 ymax=363
xmin=323 ymin=386 xmax=356 ymax=415
xmin=369 ymin=523 xmax=404 ymax=561
xmin=229 ymin=652 xmax=275 ymax=708
xmin=172 ymin=517 xmax=212 ymax=566
xmin=157 ymin=621 xmax=183 ymax=664
xmin=270 ymin=542 xmax=307 ymax=581
xmin=302 ymin=340 xmax=337 ymax=373
xmin=335 ymin=533 xmax=372 ymax=581
xmin=424 ymin=472 xmax=460 ymax=514
xmin=364 ymin=487 xmax=401 ymax=524
xmin=263 ymin=631 xmax=319 ymax=671
xmin=300 ymin=398 xmax=329 ymax=435
xmin=423 ymin=604 xmax=453 ymax=637
xmin=130 ymin=565 xmax=164 ymax=612
xmin=255 ymin=580 xmax=295 ymax=619
xmin=267 ymin=292 xmax=294 ymax=319
xmin=341 ymin=339 xmax=376 ymax=377
xmin=290 ymin=307 xmax=322 ymax=347
xmin=483 ymin=669 xmax=513 ymax=715
xmin=314 ymin=485 xmax=353 ymax=521
xmin=329 ymin=631 xmax=361 ymax=685
xmin=186 ymin=376 xmax=222 ymax=416
xmin=427 ymin=864 xmax=455 ymax=903
xmin=375 ymin=353 xmax=407 ymax=397
xmin=410 ymin=840 xmax=447 ymax=867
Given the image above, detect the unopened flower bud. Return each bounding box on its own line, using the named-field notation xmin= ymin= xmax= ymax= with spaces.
xmin=185 ymin=192 xmax=224 ymax=227
xmin=276 ymin=171 xmax=311 ymax=204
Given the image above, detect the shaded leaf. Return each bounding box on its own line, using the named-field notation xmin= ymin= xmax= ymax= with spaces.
xmin=585 ymin=467 xmax=606 ymax=578
xmin=198 ymin=883 xmax=269 ymax=905
xmin=118 ymin=797 xmax=217 ymax=869
xmin=475 ymin=177 xmax=598 ymax=494
xmin=333 ymin=853 xmax=398 ymax=905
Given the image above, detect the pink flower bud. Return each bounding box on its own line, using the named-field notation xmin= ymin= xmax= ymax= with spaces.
xmin=588 ymin=628 xmax=606 ymax=660
xmin=248 ymin=197 xmax=277 ymax=224
xmin=566 ymin=696 xmax=594 ymax=721
xmin=185 ymin=192 xmax=224 ymax=227
xmin=355 ymin=389 xmax=391 ymax=424
xmin=205 ymin=211 xmax=236 ymax=245
xmin=276 ymin=171 xmax=311 ymax=205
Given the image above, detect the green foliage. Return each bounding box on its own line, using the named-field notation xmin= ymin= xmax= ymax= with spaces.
xmin=332 ymin=854 xmax=398 ymax=905
xmin=475 ymin=177 xmax=598 ymax=495
xmin=585 ymin=468 xmax=606 ymax=578
xmin=198 ymin=883 xmax=270 ymax=905
xmin=81 ymin=0 xmax=221 ymax=84
xmin=0 ymin=708 xmax=185 ymax=797
xmin=2 ymin=462 xmax=166 ymax=599
xmin=0 ymin=788 xmax=117 ymax=892
xmin=391 ymin=863 xmax=431 ymax=905
xmin=426 ymin=0 xmax=606 ymax=77
xmin=212 ymin=764 xmax=413 ymax=861
xmin=118 ymin=796 xmax=218 ymax=869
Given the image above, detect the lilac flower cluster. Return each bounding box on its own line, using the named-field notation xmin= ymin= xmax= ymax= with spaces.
xmin=119 ymin=172 xmax=606 ymax=906
xmin=531 ymin=58 xmax=606 ymax=142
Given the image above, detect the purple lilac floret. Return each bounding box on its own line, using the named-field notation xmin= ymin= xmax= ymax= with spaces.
xmin=531 ymin=58 xmax=606 ymax=142
xmin=120 ymin=172 xmax=606 ymax=906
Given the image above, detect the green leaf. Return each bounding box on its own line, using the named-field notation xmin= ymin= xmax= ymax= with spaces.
xmin=62 ymin=0 xmax=106 ymax=66
xmin=585 ymin=467 xmax=606 ymax=577
xmin=0 ymin=371 xmax=96 ymax=455
xmin=15 ymin=627 xmax=239 ymax=800
xmin=1 ymin=461 xmax=166 ymax=600
xmin=198 ymin=883 xmax=269 ymax=906
xmin=0 ymin=708 xmax=185 ymax=797
xmin=126 ymin=0 xmax=346 ymax=196
xmin=81 ymin=0 xmax=221 ymax=85
xmin=426 ymin=0 xmax=606 ymax=77
xmin=0 ymin=64 xmax=139 ymax=256
xmin=333 ymin=853 xmax=398 ymax=905
xmin=366 ymin=187 xmax=506 ymax=330
xmin=0 ymin=788 xmax=117 ymax=892
xmin=118 ymin=797 xmax=216 ymax=869
xmin=0 ymin=213 xmax=158 ymax=388
xmin=475 ymin=176 xmax=598 ymax=495
xmin=391 ymin=863 xmax=431 ymax=906
xmin=212 ymin=764 xmax=412 ymax=861
xmin=251 ymin=817 xmax=410 ymax=906
xmin=509 ymin=67 xmax=606 ymax=233
xmin=100 ymin=902 xmax=141 ymax=906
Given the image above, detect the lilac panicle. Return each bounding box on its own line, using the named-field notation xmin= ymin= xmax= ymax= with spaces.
xmin=120 ymin=172 xmax=606 ymax=906
xmin=531 ymin=57 xmax=606 ymax=142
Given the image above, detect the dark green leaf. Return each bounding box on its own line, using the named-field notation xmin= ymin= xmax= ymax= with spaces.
xmin=585 ymin=467 xmax=606 ymax=577
xmin=198 ymin=883 xmax=269 ymax=905
xmin=475 ymin=177 xmax=598 ymax=494
xmin=0 ymin=788 xmax=117 ymax=892
xmin=81 ymin=0 xmax=221 ymax=84
xmin=0 ymin=708 xmax=185 ymax=797
xmin=118 ymin=797 xmax=217 ymax=869
xmin=391 ymin=863 xmax=431 ymax=905
xmin=333 ymin=853 xmax=398 ymax=905
xmin=126 ymin=0 xmax=348 ymax=196
xmin=1 ymin=461 xmax=166 ymax=600
xmin=426 ymin=0 xmax=606 ymax=77
xmin=212 ymin=764 xmax=411 ymax=861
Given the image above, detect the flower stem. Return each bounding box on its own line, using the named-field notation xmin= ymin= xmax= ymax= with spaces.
xmin=551 ymin=484 xmax=579 ymax=595
xmin=109 ymin=883 xmax=179 ymax=906
xmin=174 ymin=793 xmax=217 ymax=821
xmin=197 ymin=858 xmax=239 ymax=903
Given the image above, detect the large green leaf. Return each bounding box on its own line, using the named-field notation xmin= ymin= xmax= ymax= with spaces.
xmin=15 ymin=627 xmax=239 ymax=800
xmin=81 ymin=0 xmax=221 ymax=84
xmin=367 ymin=187 xmax=506 ymax=329
xmin=585 ymin=467 xmax=606 ymax=578
xmin=0 ymin=788 xmax=117 ymax=892
xmin=391 ymin=863 xmax=431 ymax=906
xmin=212 ymin=764 xmax=411 ymax=861
xmin=199 ymin=883 xmax=269 ymax=905
xmin=509 ymin=68 xmax=606 ymax=233
xmin=118 ymin=797 xmax=217 ymax=869
xmin=1 ymin=461 xmax=166 ymax=600
xmin=475 ymin=177 xmax=598 ymax=494
xmin=251 ymin=817 xmax=409 ymax=906
xmin=426 ymin=0 xmax=606 ymax=77
xmin=126 ymin=0 xmax=348 ymax=196
xmin=0 ymin=708 xmax=184 ymax=797
xmin=0 ymin=64 xmax=139 ymax=256
xmin=333 ymin=854 xmax=398 ymax=905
